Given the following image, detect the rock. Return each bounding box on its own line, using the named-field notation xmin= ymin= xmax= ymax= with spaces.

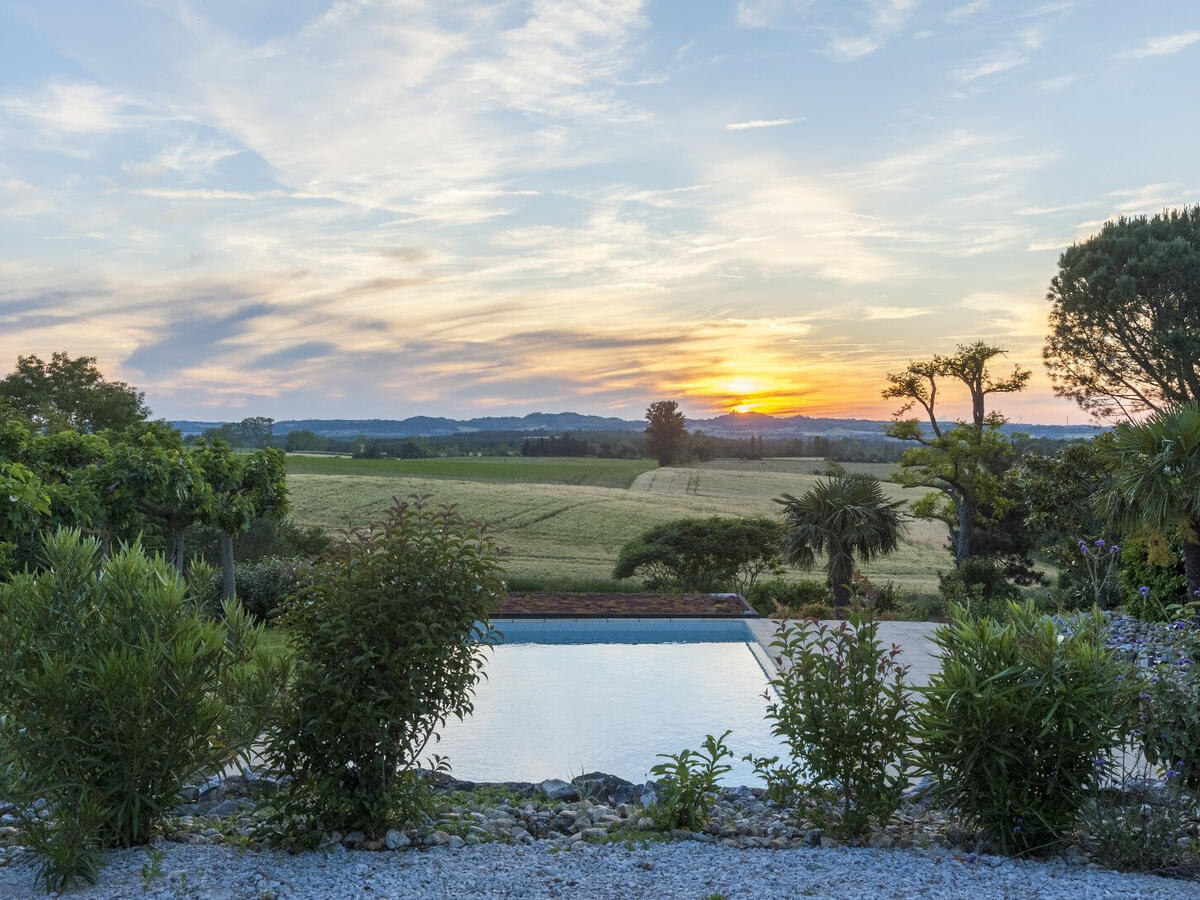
xmin=804 ymin=828 xmax=823 ymax=847
xmin=342 ymin=830 xmax=367 ymax=847
xmin=538 ymin=779 xmax=579 ymax=802
xmin=385 ymin=829 xmax=410 ymax=850
xmin=571 ymin=772 xmax=636 ymax=804
xmin=447 ymin=835 xmax=465 ymax=849
xmin=580 ymin=827 xmax=608 ymax=841
xmin=639 ymin=785 xmax=658 ymax=807
xmin=361 ymin=840 xmax=384 ymax=851
xmin=869 ymin=833 xmax=895 ymax=849
xmin=820 ymin=836 xmax=840 ymax=849
xmin=636 ymin=817 xmax=655 ymax=831
xmin=207 ymin=800 xmax=240 ymax=818
xmin=427 ymin=830 xmax=450 ymax=846
xmin=508 ymin=826 xmax=533 ymax=844
xmin=944 ymin=824 xmax=972 ymax=846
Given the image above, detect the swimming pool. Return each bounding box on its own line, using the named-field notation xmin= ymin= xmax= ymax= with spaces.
xmin=434 ymin=618 xmax=787 ymax=787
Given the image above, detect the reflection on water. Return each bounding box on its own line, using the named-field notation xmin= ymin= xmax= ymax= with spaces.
xmin=435 ymin=641 xmax=787 ymax=786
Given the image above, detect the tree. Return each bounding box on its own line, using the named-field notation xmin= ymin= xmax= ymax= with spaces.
xmin=0 ymin=352 xmax=149 ymax=433
xmin=645 ymin=400 xmax=688 ymax=466
xmin=612 ymin=517 xmax=784 ymax=593
xmin=1044 ymin=207 xmax=1200 ymax=420
xmin=883 ymin=342 xmax=1030 ymax=565
xmin=196 ymin=442 xmax=288 ymax=601
xmin=776 ymin=474 xmax=905 ymax=607
xmin=1102 ymin=402 xmax=1200 ymax=596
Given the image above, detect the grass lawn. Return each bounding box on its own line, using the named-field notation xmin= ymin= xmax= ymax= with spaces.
xmin=286 ymin=457 xmax=954 ymax=596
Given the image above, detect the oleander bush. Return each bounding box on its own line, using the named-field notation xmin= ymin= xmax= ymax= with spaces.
xmin=264 ymin=496 xmax=504 ymax=843
xmin=747 ymin=615 xmax=913 ymax=837
xmin=648 ymin=731 xmax=734 ymax=830
xmin=0 ymin=529 xmax=290 ymax=891
xmin=913 ymin=602 xmax=1131 ymax=855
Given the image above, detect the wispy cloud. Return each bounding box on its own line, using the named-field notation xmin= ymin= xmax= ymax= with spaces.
xmin=945 ymin=1 xmax=990 ymax=25
xmin=823 ymin=0 xmax=919 ymax=61
xmin=724 ymin=118 xmax=801 ymax=130
xmin=863 ymin=305 xmax=932 ymax=319
xmin=1118 ymin=31 xmax=1200 ymax=59
xmin=955 ymin=25 xmax=1047 ymax=82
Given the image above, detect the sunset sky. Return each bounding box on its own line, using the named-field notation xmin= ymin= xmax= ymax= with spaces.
xmin=1 ymin=1 xmax=1197 ymax=424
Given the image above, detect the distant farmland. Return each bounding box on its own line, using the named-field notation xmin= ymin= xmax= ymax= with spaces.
xmin=285 ymin=456 xmax=953 ymax=595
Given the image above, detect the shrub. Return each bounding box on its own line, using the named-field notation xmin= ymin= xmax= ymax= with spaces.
xmin=1119 ymin=533 xmax=1188 ymax=620
xmin=937 ymin=556 xmax=1021 ymax=620
xmin=1134 ymin=630 xmax=1200 ymax=789
xmin=205 ymin=555 xmax=310 ymax=621
xmin=747 ymin=615 xmax=912 ymax=837
xmin=264 ymin=496 xmax=504 ymax=841
xmin=744 ymin=578 xmax=829 ymax=615
xmin=612 ymin=517 xmax=783 ymax=593
xmin=648 ymin=731 xmax=733 ymax=830
xmin=897 ymin=592 xmax=948 ymax=622
xmin=0 ymin=529 xmax=289 ymax=891
xmin=913 ymin=603 xmax=1130 ymax=855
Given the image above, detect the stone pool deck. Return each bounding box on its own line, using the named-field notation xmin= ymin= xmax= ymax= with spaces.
xmin=747 ymin=619 xmax=941 ymax=686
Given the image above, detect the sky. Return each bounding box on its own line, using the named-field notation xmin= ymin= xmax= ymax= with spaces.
xmin=1 ymin=1 xmax=1197 ymax=424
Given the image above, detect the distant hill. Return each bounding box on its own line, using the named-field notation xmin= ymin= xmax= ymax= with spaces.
xmin=171 ymin=411 xmax=1105 ymax=442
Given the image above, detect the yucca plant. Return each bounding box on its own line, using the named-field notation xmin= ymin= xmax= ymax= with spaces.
xmin=776 ymin=474 xmax=905 ymax=606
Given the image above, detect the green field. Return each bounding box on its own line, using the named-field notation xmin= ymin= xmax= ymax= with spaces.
xmin=286 ymin=456 xmax=954 ymax=595
xmin=284 ymin=455 xmax=656 ymax=489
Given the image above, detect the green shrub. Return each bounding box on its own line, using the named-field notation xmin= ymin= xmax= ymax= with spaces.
xmin=897 ymin=593 xmax=948 ymax=622
xmin=648 ymin=731 xmax=733 ymax=830
xmin=0 ymin=529 xmax=289 ymax=891
xmin=264 ymin=496 xmax=504 ymax=841
xmin=913 ymin=603 xmax=1130 ymax=855
xmin=612 ymin=517 xmax=783 ymax=594
xmin=1134 ymin=630 xmax=1200 ymax=789
xmin=207 ymin=555 xmax=310 ymax=621
xmin=747 ymin=615 xmax=912 ymax=837
xmin=937 ymin=556 xmax=1021 ymax=620
xmin=744 ymin=578 xmax=830 ymax=615
xmin=1119 ymin=533 xmax=1189 ymax=621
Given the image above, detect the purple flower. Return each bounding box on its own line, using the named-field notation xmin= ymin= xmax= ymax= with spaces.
xmin=1094 ymin=538 xmax=1107 ymax=549
xmin=1078 ymin=540 xmax=1089 ymax=554
xmin=1116 ymin=674 xmax=1125 ymax=681
xmin=1139 ymin=586 xmax=1151 ymax=598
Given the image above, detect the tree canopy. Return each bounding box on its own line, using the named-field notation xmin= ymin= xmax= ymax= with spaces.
xmin=612 ymin=516 xmax=783 ymax=593
xmin=0 ymin=352 xmax=149 ymax=433
xmin=1044 ymin=207 xmax=1200 ymax=420
xmin=644 ymin=400 xmax=688 ymax=466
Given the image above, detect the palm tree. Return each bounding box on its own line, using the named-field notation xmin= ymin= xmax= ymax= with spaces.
xmin=1103 ymin=403 xmax=1200 ymax=596
xmin=776 ymin=474 xmax=906 ymax=607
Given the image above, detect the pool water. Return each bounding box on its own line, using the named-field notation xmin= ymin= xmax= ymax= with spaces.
xmin=433 ymin=619 xmax=787 ymax=787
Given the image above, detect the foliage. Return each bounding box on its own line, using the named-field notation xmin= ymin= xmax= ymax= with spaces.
xmin=884 ymin=341 xmax=1030 ymax=566
xmin=1133 ymin=630 xmax=1200 ymax=789
xmin=913 ymin=603 xmax=1130 ymax=854
xmin=644 ymin=400 xmax=689 ymax=466
xmin=0 ymin=352 xmax=149 ymax=434
xmin=1072 ymin=538 xmax=1124 ymax=609
xmin=1017 ymin=436 xmax=1118 ymax=605
xmin=776 ymin=474 xmax=905 ymax=606
xmin=648 ymin=731 xmax=734 ymax=830
xmin=744 ymin=578 xmax=830 ymax=616
xmin=1102 ymin=403 xmax=1200 ymax=595
xmin=264 ymin=496 xmax=504 ymax=840
xmin=748 ymin=615 xmax=913 ymax=837
xmin=611 ymin=516 xmax=784 ymax=593
xmin=937 ymin=556 xmax=1022 ymax=621
xmin=0 ymin=530 xmax=289 ymax=890
xmin=0 ymin=461 xmax=51 ymax=570
xmin=1118 ymin=533 xmax=1189 ymax=620
xmin=187 ymin=515 xmax=330 ymax=567
xmin=1082 ymin=767 xmax=1200 ymax=878
xmin=208 ymin=556 xmax=310 ymax=621
xmin=1043 ymin=207 xmax=1200 ymax=420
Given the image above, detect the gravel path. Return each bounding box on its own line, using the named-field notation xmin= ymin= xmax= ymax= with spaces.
xmin=2 ymin=842 xmax=1195 ymax=899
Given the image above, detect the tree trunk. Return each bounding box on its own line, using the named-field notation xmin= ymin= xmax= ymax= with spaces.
xmin=220 ymin=530 xmax=236 ymax=602
xmin=168 ymin=526 xmax=186 ymax=572
xmin=830 ymin=552 xmax=854 ymax=608
xmin=956 ymin=497 xmax=974 ymax=566
xmin=1184 ymin=539 xmax=1200 ymax=599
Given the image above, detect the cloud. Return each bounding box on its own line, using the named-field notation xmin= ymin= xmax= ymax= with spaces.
xmin=863 ymin=305 xmax=932 ymax=319
xmin=1118 ymin=31 xmax=1200 ymax=59
xmin=724 ymin=118 xmax=801 ymax=130
xmin=955 ymin=25 xmax=1047 ymax=83
xmin=946 ymin=1 xmax=990 ymax=24
xmin=823 ymin=0 xmax=919 ymax=61
xmin=0 ymin=81 xmax=133 ymax=133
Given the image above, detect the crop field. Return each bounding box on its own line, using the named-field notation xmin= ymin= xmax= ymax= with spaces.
xmin=286 ymin=456 xmax=953 ymax=595
xmin=283 ymin=455 xmax=656 ymax=489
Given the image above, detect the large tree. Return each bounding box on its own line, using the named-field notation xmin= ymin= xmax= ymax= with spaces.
xmin=0 ymin=352 xmax=149 ymax=433
xmin=883 ymin=342 xmax=1030 ymax=565
xmin=645 ymin=400 xmax=688 ymax=466
xmin=776 ymin=474 xmax=905 ymax=607
xmin=1102 ymin=403 xmax=1200 ymax=596
xmin=1044 ymin=207 xmax=1200 ymax=421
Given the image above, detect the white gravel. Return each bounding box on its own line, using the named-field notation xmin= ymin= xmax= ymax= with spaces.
xmin=1 ymin=842 xmax=1196 ymax=899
